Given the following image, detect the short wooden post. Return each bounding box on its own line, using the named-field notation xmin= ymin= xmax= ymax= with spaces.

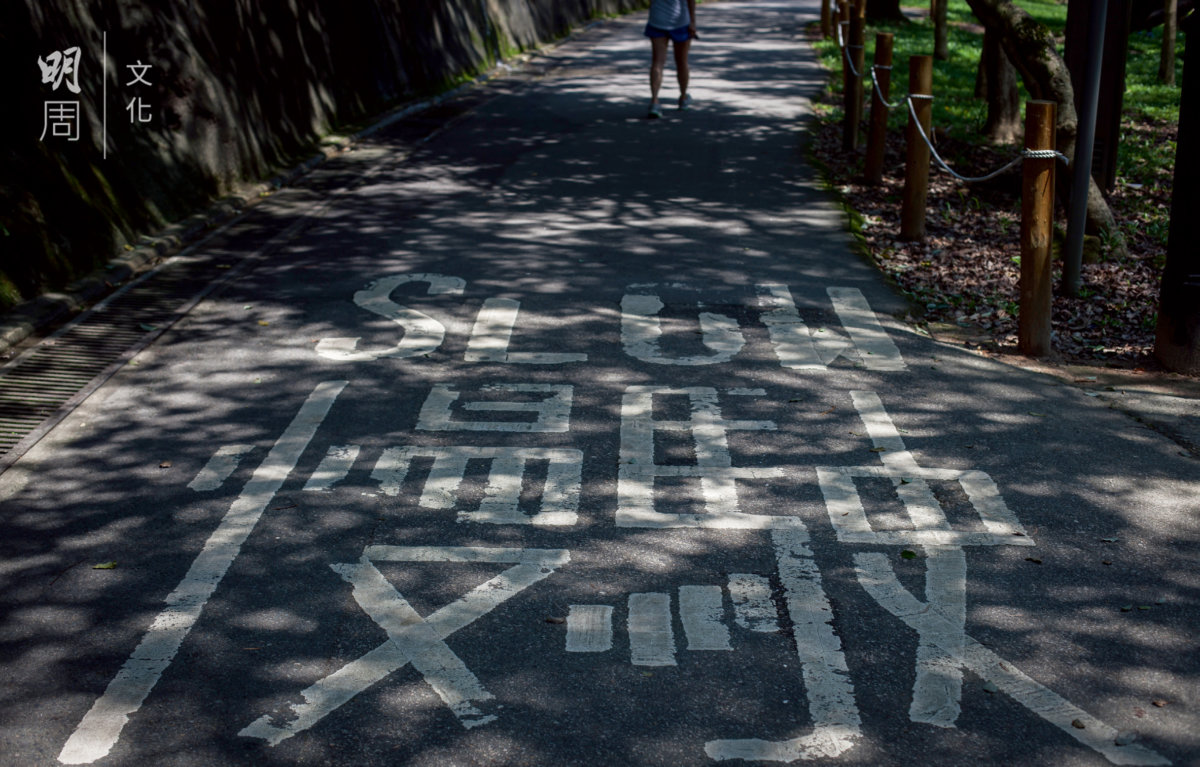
xmin=900 ymin=55 xmax=933 ymax=241
xmin=843 ymin=2 xmax=867 ymax=150
xmin=822 ymin=0 xmax=833 ymax=39
xmin=1019 ymin=100 xmax=1058 ymax=357
xmin=864 ymin=33 xmax=894 ymax=185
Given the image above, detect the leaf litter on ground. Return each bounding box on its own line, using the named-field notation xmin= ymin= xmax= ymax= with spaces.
xmin=812 ymin=107 xmax=1180 ymax=372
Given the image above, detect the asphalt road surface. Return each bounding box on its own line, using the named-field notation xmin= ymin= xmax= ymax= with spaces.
xmin=1 ymin=1 xmax=1197 ymax=765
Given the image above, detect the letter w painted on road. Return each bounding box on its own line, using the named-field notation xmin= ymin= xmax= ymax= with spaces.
xmin=239 ymin=546 xmax=570 ymax=746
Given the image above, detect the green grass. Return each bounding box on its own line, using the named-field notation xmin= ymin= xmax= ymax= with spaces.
xmin=814 ymin=0 xmax=1183 ymax=142
xmin=0 ymin=271 xmax=22 ymax=312
xmin=812 ymin=0 xmax=1183 ymax=250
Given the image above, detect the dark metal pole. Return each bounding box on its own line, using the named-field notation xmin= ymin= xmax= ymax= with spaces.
xmin=1061 ymin=0 xmax=1108 ymax=297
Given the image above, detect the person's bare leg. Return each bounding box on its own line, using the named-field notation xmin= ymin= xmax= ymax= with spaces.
xmin=673 ymin=39 xmax=691 ymax=106
xmin=650 ymin=36 xmax=669 ymax=107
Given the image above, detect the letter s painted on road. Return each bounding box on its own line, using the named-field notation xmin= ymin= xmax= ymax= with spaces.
xmin=316 ymin=273 xmax=465 ymax=362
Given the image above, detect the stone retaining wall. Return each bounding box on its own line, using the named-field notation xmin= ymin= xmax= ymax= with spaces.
xmin=1 ymin=0 xmax=646 ymax=308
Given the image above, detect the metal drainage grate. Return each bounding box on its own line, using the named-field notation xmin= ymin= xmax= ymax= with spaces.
xmin=0 ymin=250 xmax=249 ymax=472
xmin=0 ymin=85 xmax=481 ymax=472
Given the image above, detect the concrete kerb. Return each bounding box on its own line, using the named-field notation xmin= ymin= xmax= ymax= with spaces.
xmin=0 ymin=16 xmax=607 ymax=361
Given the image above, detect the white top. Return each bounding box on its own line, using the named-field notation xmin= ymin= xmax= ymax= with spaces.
xmin=648 ymin=0 xmax=690 ymax=30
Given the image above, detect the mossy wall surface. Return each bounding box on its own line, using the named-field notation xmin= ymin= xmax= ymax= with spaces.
xmin=0 ymin=0 xmax=647 ymax=309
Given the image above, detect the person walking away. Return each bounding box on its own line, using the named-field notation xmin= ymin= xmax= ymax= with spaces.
xmin=645 ymin=0 xmax=697 ymax=118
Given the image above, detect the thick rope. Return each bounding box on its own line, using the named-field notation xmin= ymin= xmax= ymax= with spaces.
xmin=868 ymin=65 xmax=905 ymax=109
xmin=830 ymin=33 xmax=1070 ymax=177
xmin=904 ymin=97 xmax=1069 ymax=183
xmin=837 ymin=23 xmax=865 ymax=79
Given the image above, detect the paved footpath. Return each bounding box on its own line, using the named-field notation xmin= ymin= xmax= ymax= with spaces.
xmin=1 ymin=1 xmax=1197 ymax=765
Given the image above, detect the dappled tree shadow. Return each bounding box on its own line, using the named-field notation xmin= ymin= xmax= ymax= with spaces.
xmin=0 ymin=3 xmax=1196 ymax=765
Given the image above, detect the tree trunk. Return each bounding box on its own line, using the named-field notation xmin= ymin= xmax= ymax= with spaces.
xmin=1159 ymin=0 xmax=1177 ymax=85
xmin=963 ymin=0 xmax=1124 ymax=250
xmin=1154 ymin=19 xmax=1196 ymax=371
xmin=867 ymin=0 xmax=908 ymax=23
xmin=934 ymin=0 xmax=950 ymax=59
xmin=980 ymin=29 xmax=1021 ymax=142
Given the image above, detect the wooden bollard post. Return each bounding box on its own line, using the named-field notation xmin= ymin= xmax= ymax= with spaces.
xmin=821 ymin=0 xmax=833 ymax=39
xmin=864 ymin=33 xmax=894 ymax=185
xmin=900 ymin=55 xmax=933 ymax=241
xmin=1018 ymin=100 xmax=1058 ymax=357
xmin=843 ymin=2 xmax=867 ymax=151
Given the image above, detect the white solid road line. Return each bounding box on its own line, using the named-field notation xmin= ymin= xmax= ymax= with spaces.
xmin=302 ymin=444 xmax=360 ymax=492
xmin=909 ymin=546 xmax=967 ymax=728
xmin=59 ymin=380 xmax=348 ymax=765
xmin=187 ymin=444 xmax=254 ymax=492
xmin=706 ymin=530 xmax=862 ymax=762
xmin=827 ymin=288 xmax=906 ymax=371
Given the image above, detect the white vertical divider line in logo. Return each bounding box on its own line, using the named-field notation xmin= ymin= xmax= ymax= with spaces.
xmin=58 ymin=380 xmax=348 ymax=765
xmin=465 ymin=298 xmax=587 ymax=364
xmin=706 ymin=529 xmax=862 ymax=761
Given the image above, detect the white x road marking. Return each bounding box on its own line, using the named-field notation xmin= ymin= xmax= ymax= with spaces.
xmin=239 ymin=546 xmax=570 ymax=746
